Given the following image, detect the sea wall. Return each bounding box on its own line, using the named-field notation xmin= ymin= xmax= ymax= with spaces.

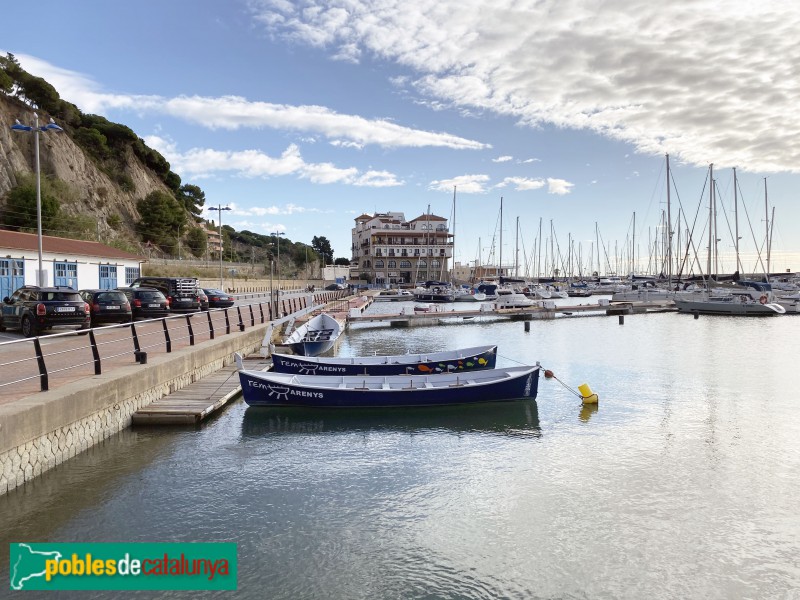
xmin=0 ymin=325 xmax=267 ymax=496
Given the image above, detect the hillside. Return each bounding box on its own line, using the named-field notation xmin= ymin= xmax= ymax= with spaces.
xmin=0 ymin=54 xmax=329 ymax=276
xmin=0 ymin=93 xmax=185 ymax=255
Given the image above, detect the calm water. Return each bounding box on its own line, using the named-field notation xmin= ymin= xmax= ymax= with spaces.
xmin=2 ymin=303 xmax=799 ymax=599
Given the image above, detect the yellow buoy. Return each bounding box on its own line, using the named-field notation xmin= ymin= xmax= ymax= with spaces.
xmin=578 ymin=383 xmax=599 ymax=404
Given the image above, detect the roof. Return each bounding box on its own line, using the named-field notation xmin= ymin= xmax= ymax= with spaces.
xmin=409 ymin=213 xmax=447 ymax=222
xmin=354 ymin=213 xmax=373 ymax=222
xmin=0 ymin=230 xmax=144 ymax=261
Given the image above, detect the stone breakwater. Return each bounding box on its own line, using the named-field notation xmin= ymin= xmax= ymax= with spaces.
xmin=0 ymin=326 xmax=267 ymax=496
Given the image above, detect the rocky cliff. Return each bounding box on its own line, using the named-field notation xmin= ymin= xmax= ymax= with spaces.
xmin=0 ymin=94 xmax=175 ymax=252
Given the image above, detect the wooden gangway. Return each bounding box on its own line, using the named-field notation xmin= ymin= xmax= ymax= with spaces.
xmin=131 ymin=355 xmax=270 ymax=425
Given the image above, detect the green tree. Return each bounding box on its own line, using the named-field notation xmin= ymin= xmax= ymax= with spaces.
xmin=3 ymin=176 xmax=60 ymax=232
xmin=136 ymin=191 xmax=185 ymax=249
xmin=178 ymin=184 xmax=205 ymax=217
xmin=312 ymin=236 xmax=333 ymax=265
xmin=185 ymin=227 xmax=207 ymax=257
xmin=334 ymin=257 xmax=351 ymax=266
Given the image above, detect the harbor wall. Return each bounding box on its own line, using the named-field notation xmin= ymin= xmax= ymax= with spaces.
xmin=0 ymin=325 xmax=268 ymax=496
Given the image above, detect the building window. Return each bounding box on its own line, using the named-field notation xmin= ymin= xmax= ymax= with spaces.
xmin=125 ymin=267 xmax=140 ymax=284
xmin=399 ymin=260 xmax=411 ymax=268
xmin=375 ymin=260 xmax=384 ymax=268
xmin=431 ymin=260 xmax=441 ymax=268
xmin=388 ymin=260 xmax=397 ymax=269
xmin=418 ymin=259 xmax=427 ymax=267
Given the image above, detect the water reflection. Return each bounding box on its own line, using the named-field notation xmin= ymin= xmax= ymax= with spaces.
xmin=241 ymin=400 xmax=541 ymax=437
xmin=579 ymin=403 xmax=599 ymax=422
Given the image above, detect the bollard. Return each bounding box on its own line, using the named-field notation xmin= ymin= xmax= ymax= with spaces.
xmin=524 ymin=321 xmax=530 ymax=332
xmin=694 ymin=311 xmax=699 ymax=319
xmin=618 ymin=315 xmax=624 ymax=325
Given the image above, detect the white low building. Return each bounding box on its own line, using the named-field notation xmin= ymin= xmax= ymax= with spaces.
xmin=0 ymin=230 xmax=145 ymax=298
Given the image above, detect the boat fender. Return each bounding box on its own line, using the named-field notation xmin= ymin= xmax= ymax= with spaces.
xmin=759 ymin=295 xmax=768 ymax=305
xmin=544 ymin=369 xmax=555 ymax=379
xmin=578 ymin=383 xmax=599 ymax=405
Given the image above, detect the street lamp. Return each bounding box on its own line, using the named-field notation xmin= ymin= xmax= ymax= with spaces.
xmin=272 ymin=230 xmax=285 ymax=285
xmin=210 ymin=205 xmax=231 ymax=289
xmin=11 ymin=113 xmax=62 ymax=287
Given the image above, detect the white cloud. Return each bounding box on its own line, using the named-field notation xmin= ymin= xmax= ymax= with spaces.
xmin=250 ymin=1 xmax=800 ymax=173
xmin=145 ymin=137 xmax=403 ymax=187
xmin=11 ymin=53 xmax=489 ymax=152
xmin=492 ymin=155 xmax=513 ymax=163
xmin=428 ymin=174 xmax=491 ymax=194
xmin=496 ymin=177 xmax=546 ymax=191
xmin=547 ymin=178 xmax=574 ymax=195
xmin=520 ymin=158 xmax=541 ymax=164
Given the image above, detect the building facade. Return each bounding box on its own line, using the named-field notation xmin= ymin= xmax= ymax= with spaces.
xmin=0 ymin=230 xmax=144 ymax=299
xmin=351 ymin=212 xmax=453 ymax=285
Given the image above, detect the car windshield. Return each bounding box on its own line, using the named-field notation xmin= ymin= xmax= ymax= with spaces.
xmin=204 ymin=289 xmax=224 ymax=295
xmin=138 ymin=291 xmax=165 ymax=300
xmin=42 ymin=292 xmax=81 ymax=301
xmin=96 ymin=292 xmax=126 ymax=302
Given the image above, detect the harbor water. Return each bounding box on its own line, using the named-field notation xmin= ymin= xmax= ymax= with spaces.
xmin=2 ymin=303 xmax=799 ymax=598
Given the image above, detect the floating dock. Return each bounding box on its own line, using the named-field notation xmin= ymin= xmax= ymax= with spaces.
xmin=131 ymin=355 xmax=270 ymax=425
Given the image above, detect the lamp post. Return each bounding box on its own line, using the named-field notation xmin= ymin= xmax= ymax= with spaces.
xmin=272 ymin=231 xmax=285 ymax=310
xmin=11 ymin=113 xmax=62 ymax=287
xmin=210 ymin=205 xmax=231 ymax=289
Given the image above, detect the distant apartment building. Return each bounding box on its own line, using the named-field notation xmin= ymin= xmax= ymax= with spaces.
xmin=451 ymin=261 xmax=509 ymax=283
xmin=351 ymin=212 xmax=453 ymax=285
xmin=206 ymin=226 xmax=223 ymax=257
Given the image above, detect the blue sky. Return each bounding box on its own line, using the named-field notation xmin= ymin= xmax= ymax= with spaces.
xmin=4 ymin=0 xmax=800 ymax=275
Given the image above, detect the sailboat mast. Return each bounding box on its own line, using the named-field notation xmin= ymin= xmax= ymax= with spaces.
xmin=632 ymin=211 xmax=636 ymax=278
xmin=451 ymin=186 xmax=456 ymax=282
xmin=595 ymin=222 xmax=600 ymax=276
xmin=666 ymin=154 xmax=672 ymax=286
xmin=764 ymin=178 xmax=770 ymax=278
xmin=499 ymin=197 xmax=503 ymax=280
xmin=707 ymin=164 xmax=714 ymax=280
xmin=515 ymin=216 xmax=519 ymax=277
xmin=537 ymin=218 xmax=542 ymax=282
xmin=734 ymin=168 xmax=740 ymax=273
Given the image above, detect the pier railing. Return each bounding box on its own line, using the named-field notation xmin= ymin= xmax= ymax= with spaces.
xmin=0 ymin=290 xmax=347 ymax=397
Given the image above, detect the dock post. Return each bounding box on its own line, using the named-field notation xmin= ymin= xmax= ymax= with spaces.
xmin=618 ymin=315 xmax=624 ymax=325
xmin=693 ymin=311 xmax=699 ymax=319
xmin=524 ymin=321 xmax=530 ymax=332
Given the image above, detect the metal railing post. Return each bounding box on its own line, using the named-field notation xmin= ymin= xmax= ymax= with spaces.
xmin=88 ymin=330 xmax=102 ymax=375
xmin=236 ymin=306 xmax=245 ymax=331
xmin=249 ymin=304 xmax=255 ymax=327
xmin=130 ymin=322 xmax=142 ymax=354
xmin=206 ymin=310 xmax=215 ymax=340
xmin=185 ymin=314 xmax=195 ymax=346
xmin=33 ymin=337 xmax=49 ymax=391
xmin=224 ymin=309 xmax=231 ymax=335
xmin=162 ymin=318 xmax=172 ymax=352
xmin=259 ymin=303 xmax=264 ymax=324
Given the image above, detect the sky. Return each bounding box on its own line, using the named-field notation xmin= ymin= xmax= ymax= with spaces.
xmin=4 ymin=0 xmax=800 ymax=276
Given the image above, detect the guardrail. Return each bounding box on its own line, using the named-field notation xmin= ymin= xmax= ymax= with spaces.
xmin=0 ymin=290 xmax=347 ymax=395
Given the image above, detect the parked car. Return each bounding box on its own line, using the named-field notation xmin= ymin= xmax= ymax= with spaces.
xmin=78 ymin=289 xmax=133 ymax=327
xmin=201 ymin=288 xmax=235 ymax=309
xmin=324 ymin=283 xmax=346 ymax=291
xmin=129 ymin=277 xmax=201 ymax=312
xmin=0 ymin=286 xmax=90 ymax=337
xmin=120 ymin=287 xmax=170 ymax=320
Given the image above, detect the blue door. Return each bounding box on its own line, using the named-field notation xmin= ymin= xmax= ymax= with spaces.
xmin=54 ymin=262 xmax=78 ymax=288
xmin=99 ymin=265 xmax=118 ymax=289
xmin=0 ymin=259 xmax=24 ymax=300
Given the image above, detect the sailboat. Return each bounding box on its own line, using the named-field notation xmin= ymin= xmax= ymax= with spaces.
xmin=673 ymin=165 xmax=785 ymax=316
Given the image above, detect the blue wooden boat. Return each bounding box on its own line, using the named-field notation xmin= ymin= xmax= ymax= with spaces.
xmin=284 ymin=313 xmax=343 ymax=356
xmin=271 ymin=345 xmax=497 ymax=376
xmin=238 ymin=365 xmax=540 ymax=408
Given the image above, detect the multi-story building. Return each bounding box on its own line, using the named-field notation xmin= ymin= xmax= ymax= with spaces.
xmin=206 ymin=226 xmax=223 ymax=258
xmin=351 ymin=212 xmax=453 ymax=286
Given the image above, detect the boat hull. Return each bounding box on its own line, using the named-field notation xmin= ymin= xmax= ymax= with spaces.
xmin=239 ymin=366 xmax=540 ymax=408
xmin=674 ymin=298 xmax=785 ymax=316
xmin=272 ymin=345 xmax=498 ymax=376
xmin=284 ymin=313 xmax=343 ymax=356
